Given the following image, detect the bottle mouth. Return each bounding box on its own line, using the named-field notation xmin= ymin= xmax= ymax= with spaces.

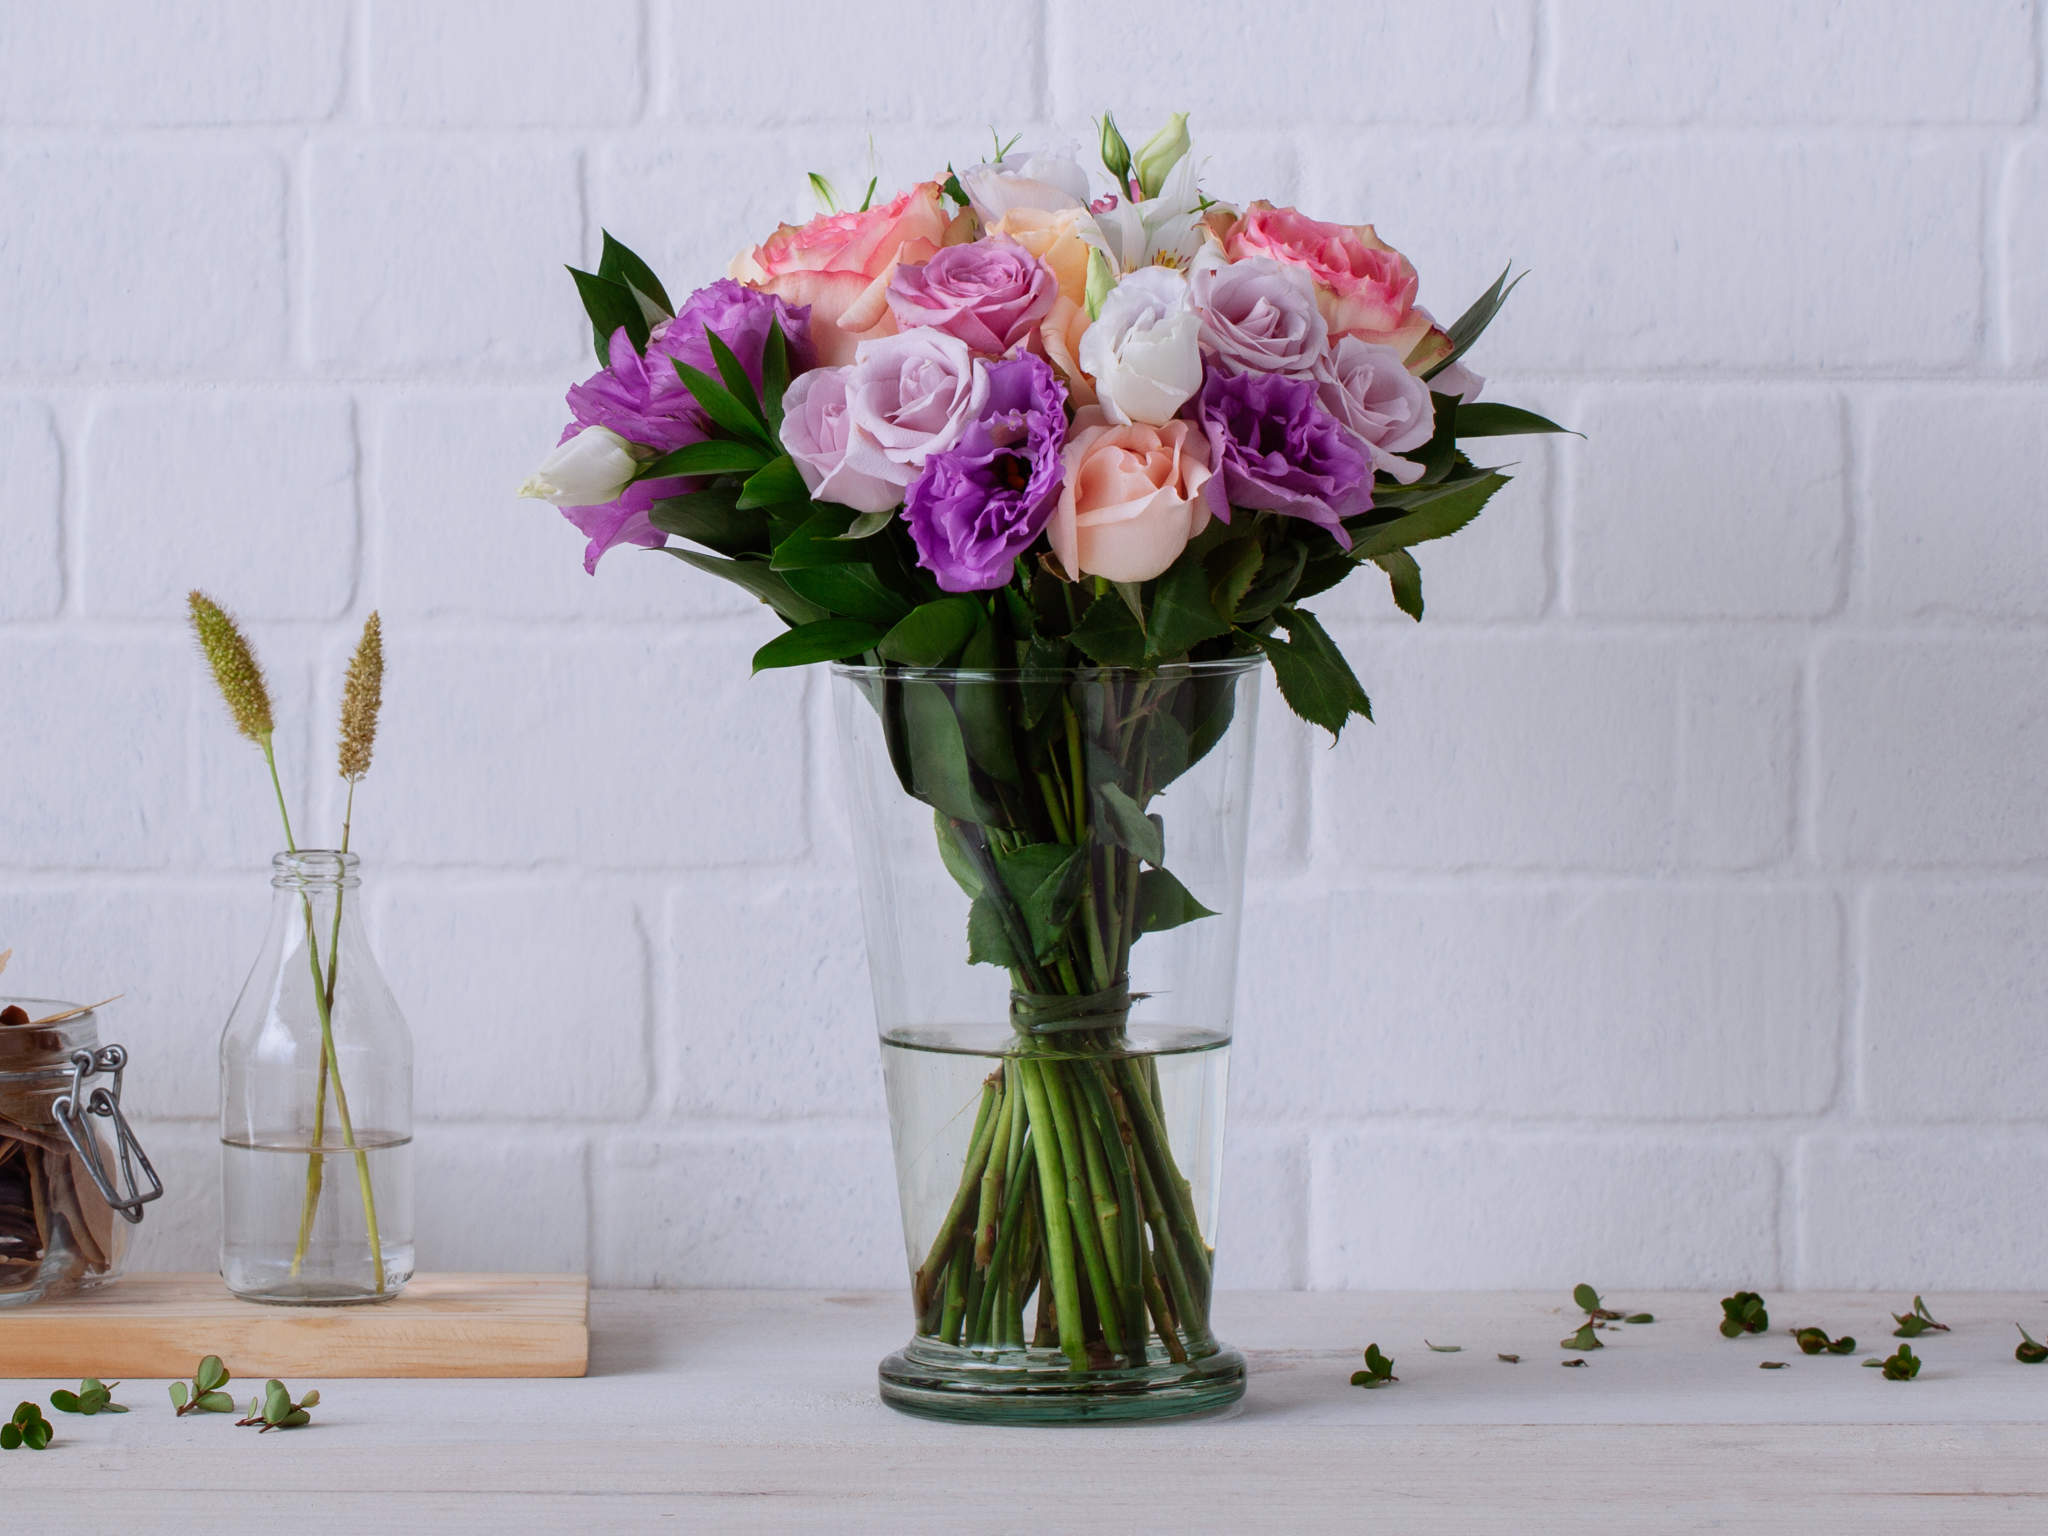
xmin=271 ymin=850 xmax=361 ymax=889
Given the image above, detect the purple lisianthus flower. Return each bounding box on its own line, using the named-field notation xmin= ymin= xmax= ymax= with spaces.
xmin=887 ymin=237 xmax=1058 ymax=357
xmin=560 ymin=470 xmax=688 ymax=575
xmin=904 ymin=352 xmax=1068 ymax=592
xmin=1192 ymin=368 xmax=1373 ymax=545
xmin=565 ymin=279 xmax=812 ymax=452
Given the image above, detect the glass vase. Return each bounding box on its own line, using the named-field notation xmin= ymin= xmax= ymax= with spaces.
xmin=832 ymin=659 xmax=1260 ymax=1424
xmin=219 ymin=851 xmax=413 ymax=1303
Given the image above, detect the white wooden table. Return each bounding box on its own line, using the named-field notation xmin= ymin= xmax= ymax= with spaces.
xmin=11 ymin=1290 xmax=2048 ymax=1532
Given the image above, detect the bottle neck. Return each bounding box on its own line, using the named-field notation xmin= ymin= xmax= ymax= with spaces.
xmin=272 ymin=849 xmax=362 ymax=894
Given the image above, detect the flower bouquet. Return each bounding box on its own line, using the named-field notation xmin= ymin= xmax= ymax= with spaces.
xmin=523 ymin=114 xmax=1563 ymax=1421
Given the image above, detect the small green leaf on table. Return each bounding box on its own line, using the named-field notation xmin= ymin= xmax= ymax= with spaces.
xmin=1720 ymin=1292 xmax=1770 ymax=1337
xmin=2016 ymin=1325 xmax=2048 ymax=1364
xmin=1350 ymin=1343 xmax=1398 ymax=1388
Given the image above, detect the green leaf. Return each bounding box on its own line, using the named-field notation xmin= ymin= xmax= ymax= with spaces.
xmin=1424 ymin=263 xmax=1523 ymax=381
xmin=782 ymin=563 xmax=913 ymax=626
xmin=1572 ymin=1284 xmax=1602 ymax=1313
xmin=761 ymin=320 xmax=792 ymax=432
xmin=2016 ymin=1325 xmax=2048 ymax=1364
xmin=835 ymin=509 xmax=897 ymax=541
xmin=657 ymin=549 xmax=828 ymax=626
xmin=953 ymin=621 xmax=1022 ymax=784
xmin=1145 ymin=556 xmax=1231 ymax=660
xmin=0 ymin=1424 xmax=17 ymax=1450
xmin=197 ymin=1390 xmax=237 ymax=1413
xmin=597 ymin=230 xmax=673 ymax=317
xmin=891 ymin=682 xmax=999 ymax=823
xmin=966 ymin=894 xmax=1020 ymax=970
xmin=877 ymin=597 xmax=983 ymax=667
xmin=169 ymin=1381 xmax=188 ymax=1409
xmin=196 ymin=1356 xmax=228 ymax=1393
xmin=640 ymin=438 xmax=771 ymax=480
xmin=567 ymin=266 xmax=649 ymax=366
xmin=1068 ymin=592 xmax=1147 ymax=667
xmin=1424 ymin=1341 xmax=1462 ymax=1353
xmin=647 ymin=488 xmax=760 ymax=556
xmin=1374 ymin=548 xmax=1424 ymax=620
xmin=705 ymin=329 xmax=770 ymax=431
xmin=263 ymin=1380 xmax=291 ymax=1425
xmin=1624 ymin=1313 xmax=1654 ymax=1325
xmin=751 ymin=618 xmax=884 ymax=672
xmin=1454 ymin=402 xmax=1577 ymax=438
xmin=990 ymin=842 xmax=1089 ymax=960
xmin=1257 ymin=608 xmax=1372 ymax=740
xmin=1350 ymin=1343 xmax=1398 ymax=1387
xmin=672 ymin=359 xmax=774 ymax=449
xmin=1879 ymin=1344 xmax=1922 ymax=1381
xmin=1345 ymin=474 xmax=1509 ymax=562
xmin=1234 ymin=541 xmax=1308 ymax=627
xmin=1134 ymin=867 xmax=1215 ymax=936
xmin=1560 ymin=1323 xmax=1603 ymax=1351
xmin=1719 ymin=1292 xmax=1769 ymax=1337
xmin=49 ymin=1391 xmax=79 ymax=1414
xmin=23 ymin=1418 xmax=50 ymax=1450
xmin=280 ymin=1408 xmax=311 ymax=1429
xmin=935 ymin=810 xmax=986 ymax=899
xmin=1094 ymin=782 xmax=1163 ymax=864
xmin=1206 ymin=538 xmax=1265 ymax=625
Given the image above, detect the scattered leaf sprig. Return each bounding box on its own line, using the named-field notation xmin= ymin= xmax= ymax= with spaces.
xmin=1497 ymin=1353 xmax=1521 ymax=1364
xmin=1720 ymin=1292 xmax=1770 ymax=1337
xmin=1560 ymin=1358 xmax=1588 ymax=1368
xmin=1350 ymin=1344 xmax=1398 ymax=1388
xmin=1561 ymin=1322 xmax=1604 ymax=1351
xmin=169 ymin=1355 xmax=236 ymax=1416
xmin=1424 ymin=1340 xmax=1462 ymax=1353
xmin=1866 ymin=1343 xmax=1922 ymax=1380
xmin=1791 ymin=1327 xmax=1857 ymax=1356
xmin=234 ymin=1378 xmax=320 ymax=1432
xmin=2 ymin=1401 xmax=52 ymax=1451
xmin=1892 ymin=1296 xmax=1949 ymax=1339
xmin=1572 ymin=1283 xmax=1621 ymax=1321
xmin=1759 ymin=1360 xmax=1790 ymax=1369
xmin=50 ymin=1379 xmax=126 ymax=1415
xmin=2016 ymin=1326 xmax=2048 ymax=1365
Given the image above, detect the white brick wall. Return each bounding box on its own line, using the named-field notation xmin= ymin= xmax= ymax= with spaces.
xmin=2 ymin=0 xmax=2044 ymax=1293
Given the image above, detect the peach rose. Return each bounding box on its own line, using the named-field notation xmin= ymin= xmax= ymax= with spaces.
xmin=1223 ymin=200 xmax=1434 ymax=362
xmin=1039 ymin=295 xmax=1096 ymax=408
xmin=730 ymin=183 xmax=950 ymax=366
xmin=1049 ymin=408 xmax=1216 ymax=583
xmin=991 ymin=206 xmax=1095 ymax=306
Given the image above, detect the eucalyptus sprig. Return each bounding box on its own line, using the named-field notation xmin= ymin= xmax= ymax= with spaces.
xmin=1892 ymin=1296 xmax=1949 ymax=1338
xmin=2016 ymin=1325 xmax=2048 ymax=1365
xmin=1790 ymin=1327 xmax=1857 ymax=1356
xmin=50 ymin=1378 xmax=126 ymax=1415
xmin=2 ymin=1400 xmax=52 ymax=1451
xmin=1719 ymin=1292 xmax=1770 ymax=1337
xmin=1349 ymin=1344 xmax=1398 ymax=1388
xmin=235 ymin=1379 xmax=320 ymax=1432
xmin=169 ymin=1355 xmax=237 ymax=1416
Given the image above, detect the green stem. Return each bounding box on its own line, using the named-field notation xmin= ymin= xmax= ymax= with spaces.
xmin=912 ymin=1076 xmax=999 ymax=1318
xmin=1082 ymin=1066 xmax=1148 ymax=1351
xmin=291 ymin=781 xmax=355 ymax=1278
xmin=1016 ymin=1059 xmax=1087 ymax=1369
xmin=972 ymin=1071 xmax=1013 ymax=1270
xmin=1036 ymin=1059 xmax=1124 ymax=1358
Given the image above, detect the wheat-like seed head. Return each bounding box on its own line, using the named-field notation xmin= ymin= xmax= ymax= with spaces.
xmin=188 ymin=590 xmax=275 ymax=743
xmin=338 ymin=611 xmax=384 ymax=782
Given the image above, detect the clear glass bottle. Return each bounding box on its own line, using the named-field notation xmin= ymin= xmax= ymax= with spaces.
xmin=832 ymin=659 xmax=1261 ymax=1424
xmin=219 ymin=851 xmax=413 ymax=1303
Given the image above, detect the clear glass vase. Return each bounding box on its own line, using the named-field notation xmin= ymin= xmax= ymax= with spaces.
xmin=219 ymin=851 xmax=413 ymax=1303
xmin=832 ymin=659 xmax=1261 ymax=1424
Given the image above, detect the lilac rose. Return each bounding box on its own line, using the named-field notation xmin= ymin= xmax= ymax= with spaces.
xmin=886 ymin=237 xmax=1058 ymax=357
xmin=841 ymin=329 xmax=990 ymax=494
xmin=904 ymin=352 xmax=1068 ymax=592
xmin=1315 ymin=336 xmax=1435 ymax=482
xmin=1187 ymin=249 xmax=1329 ymax=379
xmin=1193 ymin=368 xmax=1373 ymax=544
xmin=777 ymin=366 xmax=905 ymax=514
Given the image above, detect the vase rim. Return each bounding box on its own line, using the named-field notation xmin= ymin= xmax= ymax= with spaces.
xmin=830 ymin=657 xmax=1263 ymax=683
xmin=271 ymin=849 xmax=361 ymax=888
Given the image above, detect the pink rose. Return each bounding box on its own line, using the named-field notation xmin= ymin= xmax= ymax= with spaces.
xmin=1315 ymin=337 xmax=1436 ymax=483
xmin=1224 ymin=201 xmax=1434 ymax=361
xmin=777 ymin=367 xmax=905 ymax=514
xmin=730 ymin=183 xmax=950 ymax=366
xmin=840 ymin=329 xmax=990 ymax=493
xmin=1048 ymin=407 xmax=1217 ymax=583
xmin=886 ymin=237 xmax=1058 ymax=357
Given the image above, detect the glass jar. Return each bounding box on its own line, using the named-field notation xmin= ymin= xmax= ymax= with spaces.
xmin=219 ymin=851 xmax=414 ymax=1304
xmin=832 ymin=660 xmax=1261 ymax=1423
xmin=0 ymin=1000 xmax=161 ymax=1307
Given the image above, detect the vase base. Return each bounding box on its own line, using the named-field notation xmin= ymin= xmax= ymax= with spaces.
xmin=878 ymin=1339 xmax=1247 ymax=1425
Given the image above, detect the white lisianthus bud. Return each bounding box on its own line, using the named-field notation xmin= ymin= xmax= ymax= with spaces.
xmin=1078 ymin=265 xmax=1203 ymax=427
xmin=517 ymin=425 xmax=639 ymax=507
xmin=1132 ymin=113 xmax=1191 ymax=200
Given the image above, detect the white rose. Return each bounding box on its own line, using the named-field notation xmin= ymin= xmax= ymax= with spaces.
xmin=1077 ymin=266 xmax=1204 ymax=427
xmin=517 ymin=425 xmax=639 ymax=507
xmin=960 ymin=147 xmax=1092 ymax=224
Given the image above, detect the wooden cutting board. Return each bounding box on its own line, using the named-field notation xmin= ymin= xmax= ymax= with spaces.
xmin=0 ymin=1272 xmax=587 ymax=1377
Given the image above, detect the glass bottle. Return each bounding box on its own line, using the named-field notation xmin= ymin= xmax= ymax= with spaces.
xmin=219 ymin=851 xmax=413 ymax=1303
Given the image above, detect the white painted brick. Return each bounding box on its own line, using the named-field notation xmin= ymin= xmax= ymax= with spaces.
xmin=595 ymin=1126 xmax=900 ymax=1287
xmin=1865 ymin=389 xmax=2048 ymax=618
xmin=1675 ymin=639 xmax=1800 ymax=871
xmin=1314 ymin=1130 xmax=1781 ymax=1289
xmin=1235 ymin=885 xmax=1839 ymax=1122
xmin=1817 ymin=638 xmax=2048 ymax=868
xmin=0 ymin=883 xmax=261 ymax=1118
xmin=1553 ymin=0 xmax=2036 ymax=124
xmin=3 ymin=638 xmax=191 ymax=869
xmin=306 ymin=143 xmax=584 ymax=373
xmin=1050 ymin=0 xmax=1533 ymax=126
xmin=1567 ymin=387 xmax=1845 ymax=618
xmin=375 ymin=880 xmax=650 ymax=1120
xmin=1859 ymin=885 xmax=2048 ymax=1123
xmin=0 ymin=148 xmax=287 ymax=374
xmin=0 ymin=399 xmax=61 ymax=618
xmin=370 ymin=629 xmax=809 ymax=870
xmin=1214 ymin=1127 xmax=1308 ymax=1290
xmin=661 ymin=879 xmax=876 ymax=1119
xmin=415 ymin=1129 xmax=589 ymax=1272
xmin=366 ymin=391 xmax=740 ymax=621
xmin=82 ymin=392 xmax=357 ymax=619
xmin=657 ymin=0 xmax=1040 ymax=125
xmin=1310 ymin=136 xmax=1983 ymax=374
xmin=2009 ymin=142 xmax=2048 ymax=370
xmin=367 ymin=0 xmax=644 ymax=126
xmin=0 ymin=0 xmax=348 ymax=124
xmin=1796 ymin=1133 xmax=2048 ymax=1288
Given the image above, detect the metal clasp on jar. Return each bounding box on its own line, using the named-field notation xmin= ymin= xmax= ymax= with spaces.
xmin=51 ymin=1045 xmax=163 ymax=1223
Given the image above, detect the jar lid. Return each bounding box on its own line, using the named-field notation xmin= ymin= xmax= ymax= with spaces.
xmin=0 ymin=1000 xmax=101 ymax=1076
